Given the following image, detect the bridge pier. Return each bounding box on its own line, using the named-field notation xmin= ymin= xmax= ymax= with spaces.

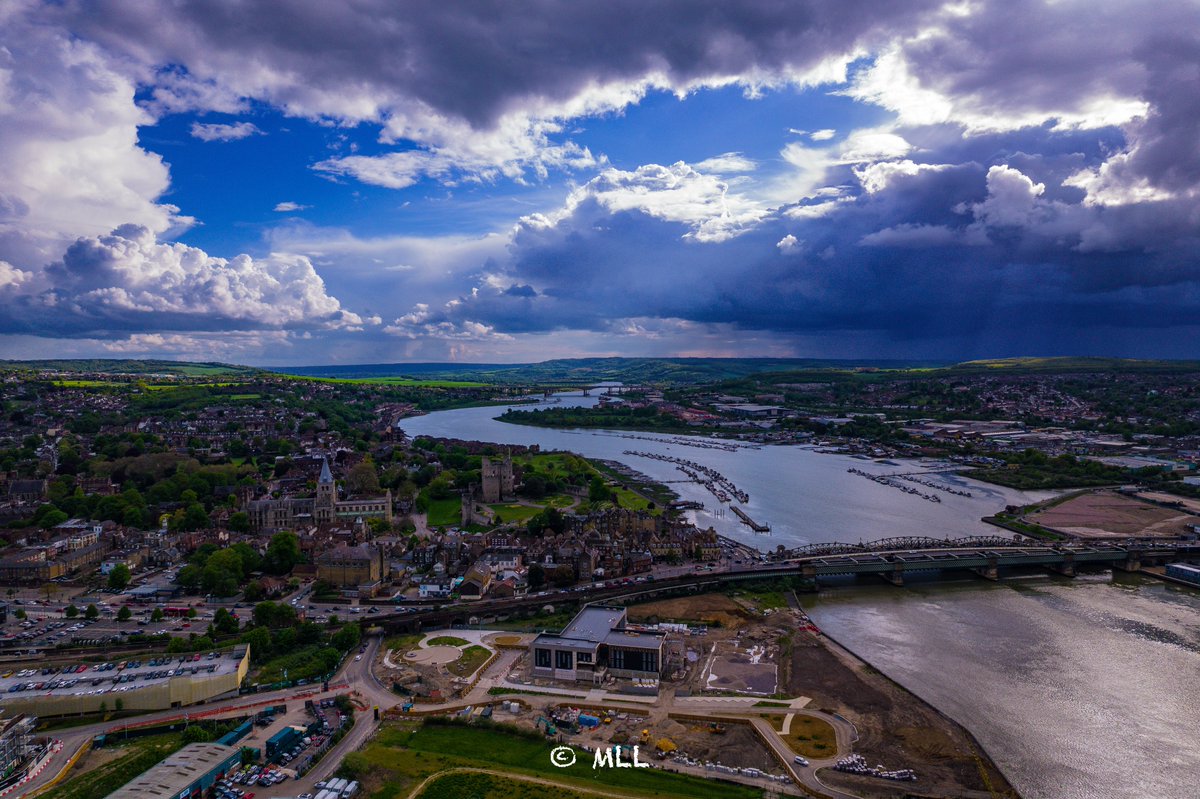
xmin=879 ymin=565 xmax=905 ymax=586
xmin=1045 ymin=553 xmax=1076 ymax=578
xmin=1115 ymin=551 xmax=1142 ymax=572
xmin=971 ymin=557 xmax=1000 ymax=581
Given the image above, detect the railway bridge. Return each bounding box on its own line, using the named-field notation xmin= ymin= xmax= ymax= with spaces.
xmin=374 ymin=536 xmax=1197 ymax=633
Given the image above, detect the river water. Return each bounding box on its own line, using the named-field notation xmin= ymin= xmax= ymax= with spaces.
xmin=400 ymin=394 xmax=1200 ymax=798
xmin=400 ymin=394 xmax=1047 ymax=549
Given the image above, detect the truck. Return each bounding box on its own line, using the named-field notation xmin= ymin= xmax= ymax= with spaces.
xmin=326 ymin=778 xmax=347 ymax=795
xmin=342 ymin=781 xmax=359 ymax=798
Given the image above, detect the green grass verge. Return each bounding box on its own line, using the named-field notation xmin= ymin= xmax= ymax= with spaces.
xmin=43 ymin=733 xmax=183 ymax=799
xmin=344 ymin=720 xmax=759 ymax=799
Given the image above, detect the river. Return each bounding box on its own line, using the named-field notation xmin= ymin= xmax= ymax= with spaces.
xmin=400 ymin=394 xmax=1200 ymax=798
xmin=400 ymin=393 xmax=1047 ymax=549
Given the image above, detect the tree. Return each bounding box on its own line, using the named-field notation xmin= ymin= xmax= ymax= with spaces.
xmin=297 ymin=622 xmax=322 ymax=646
xmin=331 ymin=623 xmax=361 ymax=652
xmin=14 ymin=609 xmax=25 ymax=621
xmin=346 ymin=460 xmax=381 ymax=496
xmin=550 ymin=564 xmax=576 ymax=588
xmin=107 ymin=563 xmax=132 ymax=591
xmin=527 ymin=562 xmax=545 ymax=589
xmin=176 ymin=564 xmax=203 ymax=592
xmin=114 ymin=697 xmax=124 ymax=713
xmin=230 ymin=542 xmax=261 ymax=573
xmin=242 ymin=582 xmax=265 ymax=602
xmin=166 ymin=636 xmax=190 ymax=653
xmin=213 ymin=608 xmax=239 ymax=636
xmin=151 ymin=608 xmax=164 ymax=622
xmin=228 ymin=511 xmax=250 ymax=533
xmin=182 ymin=503 xmax=210 ymax=531
xmin=65 ymin=605 xmax=79 ymax=618
xmin=264 ymin=531 xmax=301 ymax=575
xmin=85 ymin=604 xmax=99 ymax=619
xmin=38 ymin=509 xmax=68 ymax=529
xmin=116 ymin=606 xmax=132 ymax=622
xmin=99 ymin=700 xmax=108 ymax=715
xmin=588 ymin=476 xmax=613 ymax=504
xmin=202 ymin=548 xmax=244 ymax=596
xmin=253 ymin=601 xmax=297 ymax=629
xmin=241 ymin=626 xmax=270 ymax=661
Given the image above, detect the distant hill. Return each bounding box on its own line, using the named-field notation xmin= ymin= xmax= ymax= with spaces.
xmin=0 ymin=359 xmax=258 ymax=377
xmin=3 ymin=355 xmax=1196 ymax=384
xmin=274 ymin=357 xmax=942 ymax=384
xmin=947 ymin=357 xmax=1200 ymax=374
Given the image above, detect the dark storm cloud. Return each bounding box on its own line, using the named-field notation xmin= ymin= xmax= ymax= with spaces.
xmin=54 ymin=0 xmax=945 ymax=128
xmin=412 ymin=151 xmax=1200 ymax=352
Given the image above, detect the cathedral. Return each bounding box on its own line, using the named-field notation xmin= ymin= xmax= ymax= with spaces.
xmin=246 ymin=457 xmax=393 ymax=533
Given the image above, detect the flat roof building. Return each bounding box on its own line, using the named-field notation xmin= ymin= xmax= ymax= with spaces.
xmin=104 ymin=742 xmax=242 ymax=799
xmin=530 ymin=606 xmax=665 ymax=684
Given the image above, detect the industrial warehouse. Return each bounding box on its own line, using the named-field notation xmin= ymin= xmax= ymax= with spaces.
xmin=530 ymin=606 xmax=667 ymax=684
xmin=0 ymin=647 xmax=250 ymax=717
xmin=103 ymin=742 xmax=243 ymax=799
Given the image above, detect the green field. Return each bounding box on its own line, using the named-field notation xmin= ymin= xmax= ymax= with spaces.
xmin=343 ymin=720 xmax=759 ymax=799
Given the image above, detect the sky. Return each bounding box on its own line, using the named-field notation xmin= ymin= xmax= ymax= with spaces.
xmin=0 ymin=0 xmax=1199 ymax=366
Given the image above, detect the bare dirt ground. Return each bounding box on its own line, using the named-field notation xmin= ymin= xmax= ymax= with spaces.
xmin=1026 ymin=490 xmax=1199 ymax=539
xmin=785 ymin=623 xmax=1018 ymax=798
xmin=626 ymin=593 xmax=753 ymax=629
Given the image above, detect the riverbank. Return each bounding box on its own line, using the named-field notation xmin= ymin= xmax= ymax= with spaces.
xmin=786 ymin=598 xmax=1020 ymax=799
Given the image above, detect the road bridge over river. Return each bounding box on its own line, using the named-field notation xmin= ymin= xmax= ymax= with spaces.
xmin=375 ymin=537 xmax=1198 ymax=633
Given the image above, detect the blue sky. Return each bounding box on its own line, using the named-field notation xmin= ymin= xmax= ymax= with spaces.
xmin=0 ymin=0 xmax=1198 ymax=365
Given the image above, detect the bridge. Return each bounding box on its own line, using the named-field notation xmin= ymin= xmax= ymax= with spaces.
xmin=371 ymin=536 xmax=1197 ymax=632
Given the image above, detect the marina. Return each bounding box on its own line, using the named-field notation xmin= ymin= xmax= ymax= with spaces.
xmin=846 ymin=467 xmax=943 ymax=503
xmin=730 ymin=505 xmax=770 ymax=533
xmin=623 ymin=450 xmax=751 ymax=504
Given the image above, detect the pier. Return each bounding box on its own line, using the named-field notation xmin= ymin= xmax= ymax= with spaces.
xmin=731 ymin=505 xmax=770 ymax=532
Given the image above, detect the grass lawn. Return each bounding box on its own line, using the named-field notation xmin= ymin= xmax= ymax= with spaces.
xmin=424 ymin=495 xmax=462 ymax=527
xmin=542 ymin=494 xmax=576 ymax=508
xmin=772 ymin=714 xmax=838 ymax=759
xmin=344 ymin=720 xmax=759 ymax=799
xmin=44 ymin=732 xmax=183 ymax=799
xmin=384 ymin=633 xmax=423 ymax=653
xmin=447 ymin=645 xmax=491 ymax=677
xmin=488 ymin=503 xmax=541 ymax=524
xmin=611 ymin=487 xmax=652 ymax=511
xmin=426 ymin=636 xmax=469 ymax=647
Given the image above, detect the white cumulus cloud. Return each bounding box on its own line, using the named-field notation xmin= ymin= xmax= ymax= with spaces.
xmin=189 ymin=121 xmax=264 ymax=142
